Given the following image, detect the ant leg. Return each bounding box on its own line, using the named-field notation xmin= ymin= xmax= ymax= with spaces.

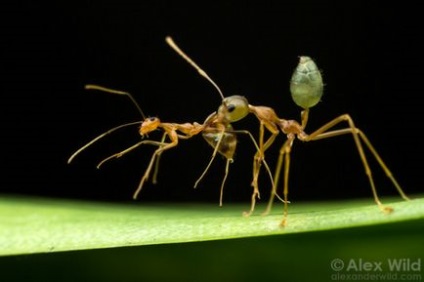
xmin=250 ymin=126 xmax=278 ymax=216
xmin=219 ymin=159 xmax=231 ymax=207
xmin=152 ymin=132 xmax=195 ymax=184
xmin=67 ymin=121 xmax=142 ymax=164
xmin=252 ymin=123 xmax=278 ymax=186
xmin=280 ymin=137 xmax=294 ymax=226
xmin=245 ymin=123 xmax=264 ymax=216
xmin=194 ymin=129 xmax=225 ymax=189
xmin=304 ymin=114 xmax=409 ymax=213
xmin=356 ymin=131 xmax=409 ymax=201
xmin=96 ymin=139 xmax=170 ymax=169
xmin=133 ymin=133 xmax=179 ymax=199
xmin=229 ymin=129 xmax=286 ymax=216
xmin=253 ymin=132 xmax=278 ymax=186
xmin=261 ymin=137 xmax=294 ymax=225
xmin=262 ymin=138 xmax=284 ymax=217
xmin=152 ymin=133 xmax=168 ymax=184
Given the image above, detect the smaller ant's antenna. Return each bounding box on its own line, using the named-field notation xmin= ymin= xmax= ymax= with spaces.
xmin=85 ymin=84 xmax=147 ymax=120
xmin=165 ymin=36 xmax=225 ymax=100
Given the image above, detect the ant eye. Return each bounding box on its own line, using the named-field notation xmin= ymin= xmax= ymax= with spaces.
xmin=227 ymin=104 xmax=236 ymax=113
xmin=148 ymin=117 xmax=156 ymax=121
xmin=218 ymin=95 xmax=249 ymax=122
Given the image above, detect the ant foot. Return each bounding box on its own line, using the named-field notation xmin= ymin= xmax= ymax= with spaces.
xmin=380 ymin=205 xmax=394 ymax=214
xmin=261 ymin=208 xmax=271 ymax=216
xmin=242 ymin=210 xmax=253 ymax=217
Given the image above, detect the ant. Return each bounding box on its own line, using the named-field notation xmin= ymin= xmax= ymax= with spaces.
xmin=67 ymin=39 xmax=276 ymax=207
xmin=261 ymin=56 xmax=410 ymax=226
xmin=67 ymin=85 xmax=255 ymax=205
xmin=168 ymin=38 xmax=410 ymax=226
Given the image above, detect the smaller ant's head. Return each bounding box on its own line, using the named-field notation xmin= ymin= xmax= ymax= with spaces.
xmin=139 ymin=117 xmax=161 ymax=136
xmin=218 ymin=95 xmax=249 ymax=123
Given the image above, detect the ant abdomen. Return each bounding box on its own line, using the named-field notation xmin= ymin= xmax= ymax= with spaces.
xmin=203 ymin=127 xmax=237 ymax=161
xmin=290 ymin=56 xmax=324 ymax=109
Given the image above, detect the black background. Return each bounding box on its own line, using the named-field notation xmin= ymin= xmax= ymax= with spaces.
xmin=1 ymin=1 xmax=422 ymax=206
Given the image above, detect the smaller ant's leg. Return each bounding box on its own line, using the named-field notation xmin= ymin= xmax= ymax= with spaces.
xmin=67 ymin=121 xmax=143 ymax=164
xmin=152 ymin=133 xmax=168 ymax=184
xmin=133 ymin=132 xmax=179 ymax=199
xmin=251 ymin=122 xmax=265 ymax=187
xmin=96 ymin=139 xmax=169 ymax=169
xmin=153 ymin=123 xmax=200 ymax=184
xmin=97 ymin=142 xmax=142 ymax=169
xmin=134 ymin=150 xmax=161 ymax=199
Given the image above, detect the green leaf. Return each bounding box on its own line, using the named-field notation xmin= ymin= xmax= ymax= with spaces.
xmin=1 ymin=194 xmax=423 ymax=256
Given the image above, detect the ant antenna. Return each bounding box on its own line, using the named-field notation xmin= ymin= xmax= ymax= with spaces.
xmin=68 ymin=85 xmax=146 ymax=164
xmin=165 ymin=36 xmax=225 ymax=100
xmin=85 ymin=84 xmax=147 ymax=120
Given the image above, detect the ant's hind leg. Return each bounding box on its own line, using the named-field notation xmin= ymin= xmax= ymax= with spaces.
xmin=305 ymin=114 xmax=409 ymax=213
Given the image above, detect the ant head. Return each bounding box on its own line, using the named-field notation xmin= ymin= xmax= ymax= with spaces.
xmin=139 ymin=117 xmax=161 ymax=136
xmin=218 ymin=95 xmax=249 ymax=123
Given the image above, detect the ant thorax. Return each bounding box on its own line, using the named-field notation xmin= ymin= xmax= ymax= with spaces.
xmin=278 ymin=119 xmax=304 ymax=136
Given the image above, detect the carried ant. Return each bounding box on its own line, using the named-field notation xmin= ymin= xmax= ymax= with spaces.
xmin=67 ymin=38 xmax=276 ymax=207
